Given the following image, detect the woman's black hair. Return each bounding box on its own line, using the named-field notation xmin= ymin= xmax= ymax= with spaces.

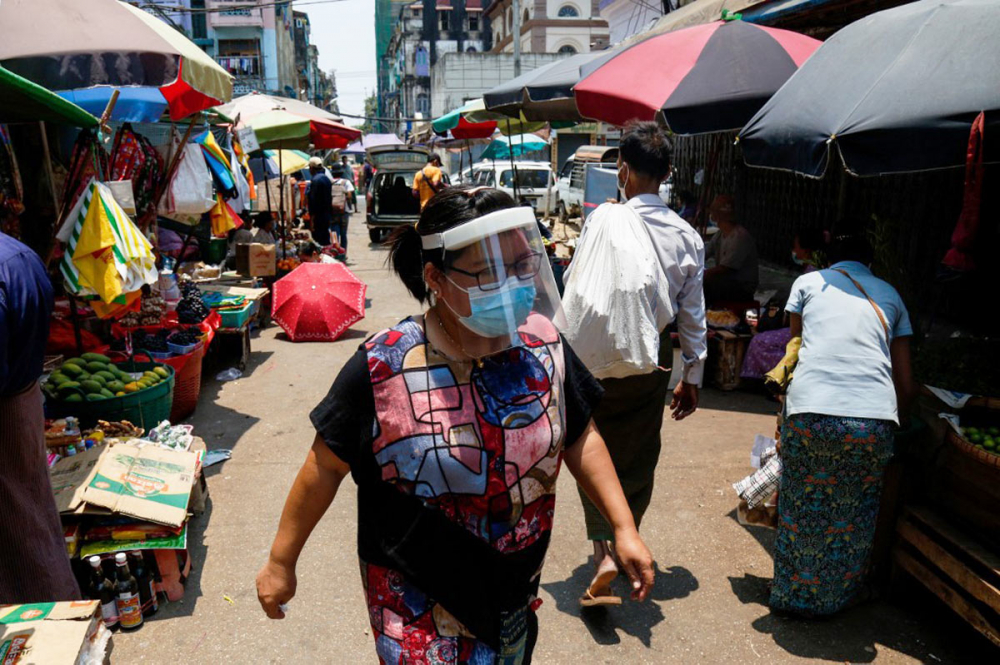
xmin=254 ymin=211 xmax=274 ymax=229
xmin=387 ymin=185 xmax=517 ymax=302
xmin=828 ymin=232 xmax=874 ymax=266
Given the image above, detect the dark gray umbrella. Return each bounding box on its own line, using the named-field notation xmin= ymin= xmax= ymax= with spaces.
xmin=739 ymin=0 xmax=1000 ymax=177
xmin=483 ymin=51 xmax=608 ymax=121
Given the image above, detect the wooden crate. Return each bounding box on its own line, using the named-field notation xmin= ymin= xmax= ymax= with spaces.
xmin=893 ymin=505 xmax=1000 ymax=649
xmin=708 ymin=330 xmax=750 ymax=391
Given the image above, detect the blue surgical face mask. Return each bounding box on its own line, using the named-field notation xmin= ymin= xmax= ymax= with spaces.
xmin=442 ymin=275 xmax=537 ymax=338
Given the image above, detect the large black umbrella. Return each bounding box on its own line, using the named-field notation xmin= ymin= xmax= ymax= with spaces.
xmin=483 ymin=51 xmax=607 ymax=121
xmin=739 ymin=0 xmax=1000 ymax=176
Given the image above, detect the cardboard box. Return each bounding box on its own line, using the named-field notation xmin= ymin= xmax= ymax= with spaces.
xmin=82 ymin=444 xmax=198 ymax=527
xmin=0 ymin=601 xmax=103 ymax=664
xmin=49 ymin=445 xmax=105 ymax=513
xmin=236 ymin=242 xmax=276 ymax=277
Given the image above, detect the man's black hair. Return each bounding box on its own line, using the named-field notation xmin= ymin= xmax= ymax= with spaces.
xmin=619 ymin=120 xmax=673 ymax=181
xmin=428 ymin=153 xmax=442 ymax=164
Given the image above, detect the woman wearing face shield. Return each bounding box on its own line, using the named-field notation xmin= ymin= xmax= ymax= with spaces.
xmin=257 ymin=185 xmax=655 ymax=663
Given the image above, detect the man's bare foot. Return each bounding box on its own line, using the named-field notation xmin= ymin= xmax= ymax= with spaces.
xmin=580 ymin=541 xmax=622 ymax=607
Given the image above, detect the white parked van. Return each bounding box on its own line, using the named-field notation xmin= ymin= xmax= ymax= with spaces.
xmin=469 ymin=161 xmax=557 ymax=215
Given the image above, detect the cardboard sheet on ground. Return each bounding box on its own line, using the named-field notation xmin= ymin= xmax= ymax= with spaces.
xmin=0 ymin=601 xmax=102 ymax=664
xmin=49 ymin=444 xmax=105 ymax=513
xmin=82 ymin=444 xmax=198 ymax=527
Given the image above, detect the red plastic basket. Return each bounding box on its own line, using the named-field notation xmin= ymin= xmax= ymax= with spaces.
xmin=169 ymin=344 xmax=205 ymax=422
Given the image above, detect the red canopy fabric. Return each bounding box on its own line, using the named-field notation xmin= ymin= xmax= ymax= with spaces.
xmin=574 ymin=20 xmax=820 ymax=133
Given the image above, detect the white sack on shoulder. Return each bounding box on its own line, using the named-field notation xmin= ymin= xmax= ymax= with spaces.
xmin=561 ymin=202 xmax=674 ymax=379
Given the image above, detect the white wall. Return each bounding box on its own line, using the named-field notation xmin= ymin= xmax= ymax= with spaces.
xmin=431 ymin=52 xmax=568 ymax=117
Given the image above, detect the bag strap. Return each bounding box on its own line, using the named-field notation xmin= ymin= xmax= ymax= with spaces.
xmin=833 ymin=268 xmax=890 ymax=343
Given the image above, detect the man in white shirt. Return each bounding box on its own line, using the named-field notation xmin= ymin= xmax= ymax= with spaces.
xmin=571 ymin=121 xmax=708 ymax=605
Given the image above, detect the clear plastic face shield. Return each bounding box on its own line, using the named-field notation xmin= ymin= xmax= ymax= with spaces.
xmin=422 ymin=206 xmax=566 ymax=355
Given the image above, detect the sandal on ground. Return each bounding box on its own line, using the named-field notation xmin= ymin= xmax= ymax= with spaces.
xmin=579 ymin=569 xmax=622 ymax=607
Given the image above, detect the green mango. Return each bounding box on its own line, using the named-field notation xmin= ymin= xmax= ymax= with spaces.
xmin=85 ymin=393 xmax=105 ymax=401
xmin=60 ymin=363 xmax=84 ymax=377
xmin=81 ymin=352 xmax=111 ymax=363
xmin=63 ymin=393 xmax=84 ymax=403
xmin=99 ymin=388 xmax=115 ymax=399
xmin=85 ymin=361 xmax=109 ymax=374
xmin=80 ymin=380 xmax=104 ymax=394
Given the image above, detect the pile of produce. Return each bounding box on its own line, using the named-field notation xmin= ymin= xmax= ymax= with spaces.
xmin=117 ymin=291 xmax=166 ymax=328
xmin=177 ymin=283 xmax=210 ymax=324
xmin=960 ymin=425 xmax=1000 ymax=456
xmin=168 ymin=329 xmax=201 ymax=348
xmin=277 ymin=257 xmax=300 ymax=271
xmin=44 ymin=354 xmax=170 ymax=402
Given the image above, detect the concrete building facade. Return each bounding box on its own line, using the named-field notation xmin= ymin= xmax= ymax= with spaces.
xmin=430 ymin=51 xmax=564 ymax=117
xmin=383 ymin=0 xmax=488 ymax=135
xmin=485 ymin=0 xmax=609 ymax=54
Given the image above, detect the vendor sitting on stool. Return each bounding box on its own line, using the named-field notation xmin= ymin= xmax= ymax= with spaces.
xmin=703 ymin=194 xmax=759 ymax=304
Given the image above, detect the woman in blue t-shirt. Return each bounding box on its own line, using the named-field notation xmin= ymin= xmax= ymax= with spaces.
xmin=770 ymin=233 xmax=915 ymax=617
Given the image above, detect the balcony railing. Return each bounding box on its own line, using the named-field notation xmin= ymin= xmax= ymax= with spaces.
xmin=208 ymin=1 xmax=264 ymax=28
xmin=232 ymin=76 xmax=267 ymax=96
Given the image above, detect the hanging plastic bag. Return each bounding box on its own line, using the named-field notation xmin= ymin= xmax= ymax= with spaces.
xmin=561 ymin=203 xmax=674 ymax=379
xmin=160 ymin=144 xmax=215 ymax=217
xmin=229 ymin=149 xmax=251 ymax=214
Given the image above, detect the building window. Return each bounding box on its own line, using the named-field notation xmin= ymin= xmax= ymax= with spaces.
xmin=416 ymin=93 xmax=430 ymax=116
xmin=415 ymin=46 xmax=429 ymax=77
xmin=507 ymin=8 xmax=512 ymax=30
xmin=439 ymin=10 xmax=450 ymax=31
xmin=191 ymin=0 xmax=207 ymax=39
xmin=412 ymin=8 xmax=421 ymax=17
xmin=558 ymin=44 xmax=578 ymax=54
xmin=558 ymin=5 xmax=580 ymax=17
xmin=468 ymin=14 xmax=479 ymax=31
xmin=467 ymin=46 xmax=477 ymax=52
xmin=523 ymin=9 xmax=529 ymax=25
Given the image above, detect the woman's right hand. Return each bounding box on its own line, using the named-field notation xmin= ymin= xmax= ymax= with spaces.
xmin=256 ymin=557 xmax=297 ymax=619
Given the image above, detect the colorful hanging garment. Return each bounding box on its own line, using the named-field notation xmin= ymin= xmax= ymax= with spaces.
xmin=231 ymin=132 xmax=256 ymax=201
xmin=58 ymin=179 xmax=157 ymax=304
xmin=209 ymin=192 xmax=241 ymax=237
xmin=194 ymin=130 xmax=237 ymax=198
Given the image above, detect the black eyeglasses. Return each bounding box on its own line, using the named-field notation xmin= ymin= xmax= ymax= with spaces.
xmin=448 ymin=252 xmax=543 ymax=291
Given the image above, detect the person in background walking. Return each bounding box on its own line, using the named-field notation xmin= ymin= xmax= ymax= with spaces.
xmin=703 ymin=194 xmax=760 ymax=304
xmin=330 ymin=170 xmax=354 ymax=258
xmin=413 ymin=152 xmax=446 ymax=211
xmin=770 ymin=233 xmax=915 ymax=616
xmin=307 ymin=157 xmax=334 ymax=247
xmin=257 ymin=187 xmax=654 ymax=663
xmin=572 ymin=121 xmax=708 ymax=605
xmin=0 ymin=231 xmax=80 ymax=603
xmin=363 ymin=158 xmax=374 ymax=193
xmin=341 ymin=155 xmax=358 ymax=213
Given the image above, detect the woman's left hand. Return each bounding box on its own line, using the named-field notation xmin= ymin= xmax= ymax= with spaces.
xmin=614 ymin=528 xmax=655 ymax=601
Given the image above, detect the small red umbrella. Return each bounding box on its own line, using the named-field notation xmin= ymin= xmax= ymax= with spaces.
xmin=272 ymin=263 xmax=367 ymax=342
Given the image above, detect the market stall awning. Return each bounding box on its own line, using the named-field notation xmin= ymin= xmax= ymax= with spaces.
xmin=0 ymin=66 xmax=98 ymax=127
xmin=264 ymin=149 xmax=311 ymax=175
xmin=575 ymin=19 xmax=820 ymax=133
xmin=483 ymin=51 xmax=606 ymax=122
xmin=215 ymin=93 xmax=360 ymax=150
xmin=739 ymin=0 xmax=1000 ymax=176
xmin=480 ymin=133 xmax=549 ymax=161
xmin=620 ymin=0 xmax=759 ymax=46
xmin=0 ymin=0 xmax=233 ymax=122
xmin=342 ymin=134 xmax=405 ymax=154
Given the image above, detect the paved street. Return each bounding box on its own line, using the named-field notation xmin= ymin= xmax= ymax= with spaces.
xmin=112 ymin=208 xmax=993 ymax=664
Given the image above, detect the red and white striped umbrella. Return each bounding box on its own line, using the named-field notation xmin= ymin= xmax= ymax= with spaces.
xmin=574 ymin=19 xmax=821 ymax=133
